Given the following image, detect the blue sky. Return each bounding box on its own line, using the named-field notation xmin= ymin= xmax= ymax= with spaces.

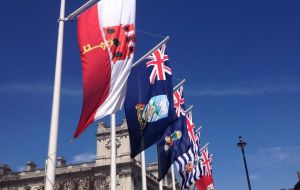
xmin=0 ymin=0 xmax=300 ymax=189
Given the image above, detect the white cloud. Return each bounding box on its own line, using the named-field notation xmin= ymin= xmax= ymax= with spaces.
xmin=238 ymin=174 xmax=259 ymax=181
xmin=248 ymin=146 xmax=300 ymax=168
xmin=186 ymin=78 xmax=300 ymax=96
xmin=0 ymin=83 xmax=81 ymax=96
xmin=71 ymin=153 xmax=96 ymax=163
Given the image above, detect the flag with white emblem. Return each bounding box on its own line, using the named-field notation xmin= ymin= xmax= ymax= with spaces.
xmin=175 ymin=132 xmax=203 ymax=189
xmin=156 ymin=86 xmax=192 ymax=181
xmin=125 ymin=44 xmax=177 ymax=158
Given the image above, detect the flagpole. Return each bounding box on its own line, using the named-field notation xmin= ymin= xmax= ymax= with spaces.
xmin=159 ymin=180 xmax=163 ymax=190
xmin=185 ymin=105 xmax=193 ymax=114
xmin=195 ymin=126 xmax=202 ymax=134
xmin=171 ymin=164 xmax=176 ymax=190
xmin=173 ymin=79 xmax=186 ymax=92
xmin=44 ymin=0 xmax=65 ymax=189
xmin=111 ymin=113 xmax=117 ymax=190
xmin=132 ymin=36 xmax=170 ymax=68
xmin=141 ymin=151 xmax=147 ymax=190
xmin=200 ymin=143 xmax=210 ymax=152
xmin=64 ymin=0 xmax=98 ymax=21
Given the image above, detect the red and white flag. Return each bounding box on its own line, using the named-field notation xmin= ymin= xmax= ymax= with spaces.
xmin=196 ymin=174 xmax=215 ymax=190
xmin=74 ymin=0 xmax=136 ymax=138
xmin=196 ymin=147 xmax=215 ymax=190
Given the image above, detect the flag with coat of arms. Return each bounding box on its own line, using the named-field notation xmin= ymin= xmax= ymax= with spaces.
xmin=124 ymin=44 xmax=177 ymax=158
xmin=156 ymin=86 xmax=192 ymax=181
xmin=74 ymin=0 xmax=136 ymax=138
xmin=175 ymin=129 xmax=203 ymax=189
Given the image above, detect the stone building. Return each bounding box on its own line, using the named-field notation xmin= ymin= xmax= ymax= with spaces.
xmin=0 ymin=119 xmax=176 ymax=190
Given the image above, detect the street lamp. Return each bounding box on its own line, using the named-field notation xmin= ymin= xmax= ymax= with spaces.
xmin=237 ymin=136 xmax=252 ymax=190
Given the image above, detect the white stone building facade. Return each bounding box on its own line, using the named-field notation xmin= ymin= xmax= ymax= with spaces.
xmin=0 ymin=120 xmax=177 ymax=190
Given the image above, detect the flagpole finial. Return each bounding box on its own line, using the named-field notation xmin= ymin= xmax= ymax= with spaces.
xmin=237 ymin=136 xmax=247 ymax=149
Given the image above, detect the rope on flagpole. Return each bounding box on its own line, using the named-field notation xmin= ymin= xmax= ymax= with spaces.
xmin=136 ymin=29 xmax=166 ymax=39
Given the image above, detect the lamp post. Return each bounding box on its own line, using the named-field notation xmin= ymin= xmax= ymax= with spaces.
xmin=237 ymin=136 xmax=252 ymax=190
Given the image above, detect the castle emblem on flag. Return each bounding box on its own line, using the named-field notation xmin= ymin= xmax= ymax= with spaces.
xmin=146 ymin=44 xmax=172 ymax=84
xmin=164 ymin=130 xmax=182 ymax=151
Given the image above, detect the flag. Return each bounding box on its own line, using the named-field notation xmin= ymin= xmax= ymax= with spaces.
xmin=74 ymin=0 xmax=136 ymax=138
xmin=175 ymin=130 xmax=202 ymax=189
xmin=157 ymin=86 xmax=191 ymax=181
xmin=196 ymin=173 xmax=215 ymax=190
xmin=124 ymin=44 xmax=177 ymax=158
xmin=196 ymin=147 xmax=215 ymax=190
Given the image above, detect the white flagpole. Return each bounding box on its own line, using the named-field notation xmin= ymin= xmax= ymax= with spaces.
xmin=44 ymin=0 xmax=65 ymax=189
xmin=185 ymin=105 xmax=193 ymax=114
xmin=141 ymin=151 xmax=147 ymax=190
xmin=111 ymin=113 xmax=117 ymax=190
xmin=173 ymin=79 xmax=186 ymax=92
xmin=171 ymin=164 xmax=176 ymax=190
xmin=200 ymin=143 xmax=210 ymax=152
xmin=159 ymin=180 xmax=163 ymax=190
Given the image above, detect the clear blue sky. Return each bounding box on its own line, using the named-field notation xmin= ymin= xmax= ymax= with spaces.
xmin=0 ymin=0 xmax=300 ymax=189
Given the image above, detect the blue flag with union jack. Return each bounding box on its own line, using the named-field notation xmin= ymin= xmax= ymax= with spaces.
xmin=156 ymin=86 xmax=193 ymax=181
xmin=175 ymin=128 xmax=203 ymax=189
xmin=124 ymin=44 xmax=177 ymax=158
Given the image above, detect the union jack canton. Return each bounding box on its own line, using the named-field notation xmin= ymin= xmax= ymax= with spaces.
xmin=174 ymin=86 xmax=186 ymax=117
xmin=200 ymin=147 xmax=212 ymax=177
xmin=186 ymin=111 xmax=195 ymax=142
xmin=146 ymin=44 xmax=172 ymax=84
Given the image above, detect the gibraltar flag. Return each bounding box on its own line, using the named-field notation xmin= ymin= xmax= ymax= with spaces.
xmin=74 ymin=0 xmax=136 ymax=138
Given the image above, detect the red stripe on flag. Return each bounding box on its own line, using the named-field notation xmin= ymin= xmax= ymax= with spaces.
xmin=74 ymin=4 xmax=111 ymax=138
